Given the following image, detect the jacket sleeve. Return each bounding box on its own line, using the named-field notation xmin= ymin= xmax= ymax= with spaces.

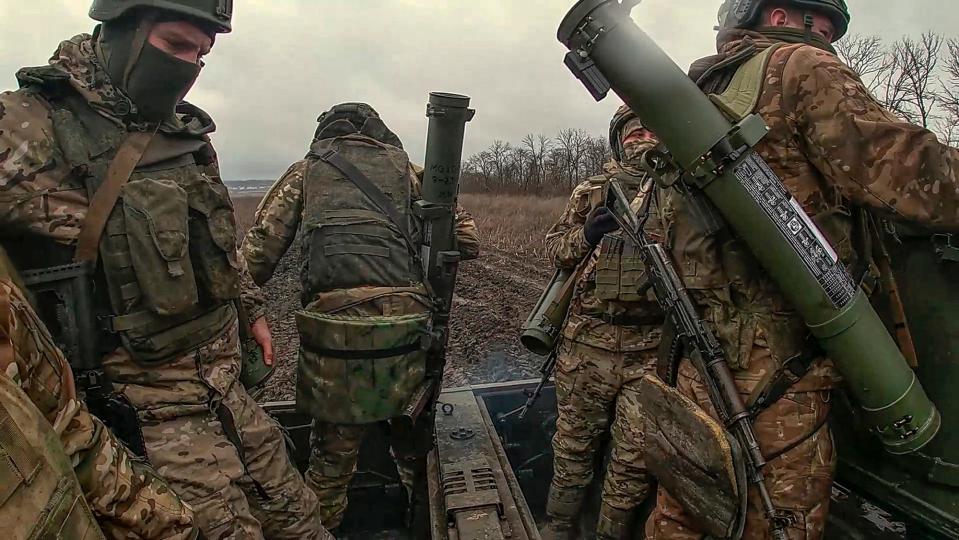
xmin=64 ymin=406 xmax=198 ymax=540
xmin=788 ymin=46 xmax=959 ymax=231
xmin=0 ymin=279 xmax=197 ymax=540
xmin=240 ymin=160 xmax=307 ymax=287
xmin=0 ymin=90 xmax=87 ymax=242
xmin=454 ymin=203 xmax=480 ymax=261
xmin=409 ymin=166 xmax=480 ymax=260
xmin=545 ymin=181 xmax=597 ymax=268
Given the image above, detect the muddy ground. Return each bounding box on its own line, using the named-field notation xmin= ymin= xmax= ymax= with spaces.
xmin=233 ymin=193 xmax=562 ymax=401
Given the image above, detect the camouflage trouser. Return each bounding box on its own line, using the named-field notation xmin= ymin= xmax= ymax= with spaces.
xmin=645 ymin=358 xmax=835 ymax=540
xmin=549 ymin=339 xmax=657 ymax=527
xmin=104 ymin=321 xmax=331 ymax=540
xmin=305 ymin=411 xmax=434 ymax=531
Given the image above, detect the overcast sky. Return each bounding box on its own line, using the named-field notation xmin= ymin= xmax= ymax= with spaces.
xmin=2 ymin=1 xmax=957 ymax=180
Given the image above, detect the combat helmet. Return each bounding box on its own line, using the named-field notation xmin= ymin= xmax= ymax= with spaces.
xmin=608 ymin=104 xmax=646 ymax=163
xmin=314 ymin=102 xmax=404 ymax=149
xmin=717 ymin=0 xmax=849 ymax=41
xmin=90 ymin=0 xmax=233 ymax=33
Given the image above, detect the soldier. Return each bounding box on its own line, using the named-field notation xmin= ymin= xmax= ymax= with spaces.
xmin=539 ymin=106 xmax=664 ymax=540
xmin=645 ymin=1 xmax=959 ymax=538
xmin=0 ymin=2 xmax=329 ymax=538
xmin=241 ymin=102 xmax=479 ymax=534
xmin=0 ymin=249 xmax=198 ymax=539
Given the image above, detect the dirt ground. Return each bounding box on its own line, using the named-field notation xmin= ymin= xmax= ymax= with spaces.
xmin=233 ymin=192 xmax=568 ymax=401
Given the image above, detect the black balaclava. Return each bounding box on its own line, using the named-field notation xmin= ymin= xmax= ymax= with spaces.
xmin=97 ymin=11 xmax=204 ymax=122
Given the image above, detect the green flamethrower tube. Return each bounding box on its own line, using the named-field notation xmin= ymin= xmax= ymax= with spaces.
xmin=557 ymin=0 xmax=939 ymax=454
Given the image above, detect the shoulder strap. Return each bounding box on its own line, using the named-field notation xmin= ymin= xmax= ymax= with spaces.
xmin=317 ymin=148 xmax=416 ymax=251
xmin=73 ymin=130 xmax=155 ymax=264
xmin=709 ymin=43 xmax=785 ymax=121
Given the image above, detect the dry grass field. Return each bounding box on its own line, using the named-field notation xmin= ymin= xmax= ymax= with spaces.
xmin=232 ymin=191 xmax=568 ymax=399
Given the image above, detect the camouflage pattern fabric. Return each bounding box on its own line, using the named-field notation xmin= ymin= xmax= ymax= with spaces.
xmin=103 ymin=319 xmax=330 ymax=540
xmin=544 ymin=161 xmax=664 ymax=353
xmin=0 ymin=34 xmax=321 ymax=538
xmin=645 ymin=358 xmax=834 ymax=540
xmin=296 ymin=308 xmax=429 ymax=424
xmin=543 ymin=162 xmax=664 ymax=535
xmin=306 ymin=410 xmax=434 ymax=530
xmin=644 ymin=29 xmax=959 ymax=539
xmin=0 ymin=278 xmax=197 ymax=539
xmin=549 ymin=340 xmax=657 ymax=526
xmin=0 ymin=34 xmax=266 ymax=321
xmin=241 ymin=147 xmax=478 ymax=530
xmin=242 ymin=158 xmax=480 ymax=288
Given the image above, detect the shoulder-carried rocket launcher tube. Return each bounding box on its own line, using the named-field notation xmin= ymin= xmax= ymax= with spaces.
xmin=414 ymin=92 xmax=474 ymax=416
xmin=557 ymin=0 xmax=939 ymax=455
xmin=521 ymin=267 xmax=576 ymax=356
xmin=418 ymin=92 xmax=475 ymax=312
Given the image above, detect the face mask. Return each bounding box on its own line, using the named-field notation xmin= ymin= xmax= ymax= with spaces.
xmin=125 ymin=42 xmax=201 ymax=122
xmin=97 ymin=18 xmax=202 ymax=123
xmin=623 ymin=139 xmax=657 ymax=164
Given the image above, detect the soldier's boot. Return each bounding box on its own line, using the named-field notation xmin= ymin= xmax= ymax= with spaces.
xmin=595 ymin=502 xmax=634 ymax=540
xmin=539 ymin=485 xmax=586 ymax=540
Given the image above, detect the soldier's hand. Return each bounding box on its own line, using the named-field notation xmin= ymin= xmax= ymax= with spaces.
xmin=584 ymin=206 xmax=620 ymax=245
xmin=251 ymin=317 xmax=274 ymax=366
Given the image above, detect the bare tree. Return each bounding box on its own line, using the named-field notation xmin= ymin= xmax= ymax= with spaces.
xmin=938 ymin=38 xmax=959 ymax=144
xmin=884 ymin=33 xmax=944 ymax=127
xmin=836 ymin=34 xmax=889 ymax=95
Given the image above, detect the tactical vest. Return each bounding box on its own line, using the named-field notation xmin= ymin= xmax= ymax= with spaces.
xmin=587 ymin=172 xmax=657 ymax=307
xmin=0 ymin=284 xmax=105 ymax=540
xmin=17 ymin=70 xmax=240 ymax=364
xmin=295 ymin=135 xmax=431 ymax=424
xmin=301 ymin=135 xmax=422 ymax=302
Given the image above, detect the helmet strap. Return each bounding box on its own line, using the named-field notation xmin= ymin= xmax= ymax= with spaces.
xmin=122 ymin=12 xmax=156 ymax=89
xmin=803 ymin=13 xmax=815 ymax=45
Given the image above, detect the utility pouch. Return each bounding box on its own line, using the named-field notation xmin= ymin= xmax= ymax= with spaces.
xmin=295 ymin=310 xmax=430 ymax=424
xmin=121 ymin=178 xmax=198 ymax=316
xmin=187 ymin=178 xmax=242 ymax=302
xmin=594 ymin=236 xmax=623 ymax=301
xmin=619 ymin=241 xmax=649 ymax=303
xmin=305 ymin=210 xmax=417 ymax=293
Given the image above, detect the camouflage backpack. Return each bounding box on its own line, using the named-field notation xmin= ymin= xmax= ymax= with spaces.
xmin=295 ymin=126 xmax=431 ymax=424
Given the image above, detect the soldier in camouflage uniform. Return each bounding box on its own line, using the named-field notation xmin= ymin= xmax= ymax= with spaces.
xmin=0 ymin=251 xmax=198 ymax=539
xmin=0 ymin=2 xmax=328 ymax=538
xmin=241 ymin=103 xmax=479 ymax=533
xmin=539 ymin=106 xmax=664 ymax=540
xmin=644 ymin=1 xmax=959 ymax=538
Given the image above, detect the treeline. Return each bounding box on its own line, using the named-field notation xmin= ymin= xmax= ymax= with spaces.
xmin=461 ymin=32 xmax=959 ymax=196
xmin=460 ymin=129 xmax=610 ymax=196
xmin=837 ymin=32 xmax=959 ymax=144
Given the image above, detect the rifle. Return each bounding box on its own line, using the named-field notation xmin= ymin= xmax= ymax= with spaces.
xmin=518 ymin=350 xmax=557 ymax=420
xmin=21 ymin=262 xmax=146 ymax=456
xmin=604 ymin=178 xmax=791 ymax=539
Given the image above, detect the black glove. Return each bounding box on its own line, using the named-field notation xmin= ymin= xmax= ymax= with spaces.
xmin=583 ymin=206 xmax=620 ymax=246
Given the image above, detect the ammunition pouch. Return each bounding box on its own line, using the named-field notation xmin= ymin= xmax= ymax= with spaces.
xmin=295 ymin=310 xmax=430 ymax=424
xmin=28 ymin=79 xmax=243 ymax=365
xmin=594 ymin=235 xmax=651 ymax=304
xmin=636 ymin=375 xmax=747 ymax=539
